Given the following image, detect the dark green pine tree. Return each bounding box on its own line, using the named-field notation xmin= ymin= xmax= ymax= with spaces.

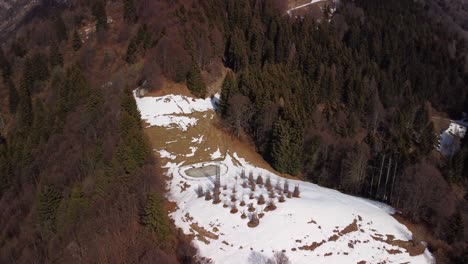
xmin=72 ymin=30 xmax=82 ymax=51
xmin=7 ymin=79 xmax=19 ymax=114
xmin=115 ymin=87 xmax=149 ymax=174
xmin=446 ymin=210 xmax=464 ymax=243
xmin=125 ymin=37 xmax=139 ymax=64
xmin=186 ymin=64 xmax=207 ymax=98
xmin=270 ymin=118 xmax=291 ymax=174
xmin=219 ymin=72 xmax=236 ymax=116
xmin=49 ymin=43 xmax=63 ymax=68
xmin=17 ymin=82 xmax=33 ymax=131
xmin=0 ymin=47 xmax=12 ymax=80
xmin=141 ymin=193 xmax=171 ymax=246
xmin=92 ymin=1 xmax=108 ymax=32
xmin=270 ymin=118 xmax=303 ymax=175
xmin=53 ymin=15 xmax=68 ymax=41
xmin=414 ymin=105 xmax=435 ymax=157
xmin=123 ymin=0 xmax=138 ymax=23
xmin=37 ymin=185 xmax=62 ymax=234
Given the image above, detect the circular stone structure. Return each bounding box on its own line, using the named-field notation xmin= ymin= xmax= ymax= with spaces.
xmin=179 ymin=161 xmax=229 ymax=180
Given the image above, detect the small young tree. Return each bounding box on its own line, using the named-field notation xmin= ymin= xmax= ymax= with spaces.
xmin=241 ymin=210 xmax=247 ymax=219
xmin=239 ymin=200 xmax=246 ymax=206
xmin=223 ymin=201 xmax=229 ymax=208
xmin=278 ymin=194 xmax=286 ymax=203
xmin=293 ymin=185 xmax=300 ymax=198
xmin=197 ymin=185 xmax=204 ymax=198
xmin=248 ymin=203 xmax=255 ymax=212
xmin=265 ymin=177 xmax=272 ymax=191
xmin=272 ymin=251 xmax=291 ymax=264
xmin=205 ymin=190 xmax=212 ymax=201
xmin=213 ymin=191 xmax=221 ymax=204
xmin=248 ymin=212 xmax=260 ymax=228
xmin=230 ymin=203 xmax=238 ymax=214
xmin=286 ymin=191 xmax=292 ymax=198
xmin=241 ymin=169 xmax=246 ymax=179
xmin=257 ymin=194 xmax=265 ymax=205
xmin=269 ymin=190 xmax=276 ymax=199
xmin=249 ymin=192 xmax=255 ymax=199
xmin=231 ymin=193 xmax=237 ymax=202
xmin=242 ymin=181 xmax=248 ymax=189
xmin=283 ymin=181 xmax=289 ymax=193
xmin=265 ymin=199 xmax=277 ymax=211
xmin=256 ymin=175 xmax=264 ymax=186
xmin=275 ymin=181 xmax=282 ymax=192
xmin=249 ymin=173 xmax=254 ymax=185
xmin=250 ymin=182 xmax=256 ymax=191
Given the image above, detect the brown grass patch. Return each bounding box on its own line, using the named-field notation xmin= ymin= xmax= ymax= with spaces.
xmin=340 ymin=219 xmax=358 ymax=235
xmin=324 ymin=252 xmax=332 ymax=256
xmin=370 ymin=234 xmax=425 ymax=256
xmin=180 ymin=182 xmax=191 ymax=193
xmin=328 ymin=234 xmax=340 ymax=242
xmin=386 ymin=249 xmax=402 ymax=254
xmin=307 ymin=219 xmax=317 ymax=224
xmin=298 ymin=240 xmax=325 ymax=251
xmin=190 ymin=223 xmax=219 ymax=242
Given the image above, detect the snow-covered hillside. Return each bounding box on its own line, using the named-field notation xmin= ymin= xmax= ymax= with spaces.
xmin=134 ymin=91 xmax=434 ymax=264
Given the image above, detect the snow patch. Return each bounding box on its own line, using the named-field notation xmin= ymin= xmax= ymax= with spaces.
xmin=157 ymin=149 xmax=176 ymax=160
xmin=133 ymin=92 xmax=217 ymax=131
xmin=210 ymin=148 xmax=222 ymax=159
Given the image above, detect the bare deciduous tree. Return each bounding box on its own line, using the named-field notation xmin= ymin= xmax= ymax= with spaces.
xmin=225 ymin=94 xmax=253 ymax=137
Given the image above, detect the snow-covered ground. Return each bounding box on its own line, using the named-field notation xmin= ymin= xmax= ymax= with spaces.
xmin=135 ymin=91 xmax=434 ymax=264
xmin=134 ymin=93 xmax=217 ymax=131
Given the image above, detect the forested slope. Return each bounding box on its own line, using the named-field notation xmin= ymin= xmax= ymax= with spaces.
xmin=0 ymin=0 xmax=466 ymax=263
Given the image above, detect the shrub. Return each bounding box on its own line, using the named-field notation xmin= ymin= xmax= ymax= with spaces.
xmin=248 ymin=213 xmax=259 ymax=228
xmin=197 ymin=185 xmax=204 ymax=198
xmin=293 ymin=185 xmax=300 ymax=198
xmin=257 ymin=195 xmax=266 ymax=205
xmin=256 ymin=175 xmax=264 ymax=185
xmin=265 ymin=199 xmax=277 ymax=211
xmin=265 ymin=177 xmax=272 ymax=191
xmin=283 ymin=181 xmax=289 ymax=193
xmin=205 ymin=190 xmax=212 ymax=201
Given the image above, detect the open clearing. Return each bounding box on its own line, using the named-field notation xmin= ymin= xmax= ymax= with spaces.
xmin=135 ymin=90 xmax=434 ymax=264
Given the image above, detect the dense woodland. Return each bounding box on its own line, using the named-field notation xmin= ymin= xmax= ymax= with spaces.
xmin=0 ymin=0 xmax=467 ymax=263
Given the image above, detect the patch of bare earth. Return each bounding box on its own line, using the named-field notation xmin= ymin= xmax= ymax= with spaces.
xmin=298 ymin=240 xmax=325 ymax=251
xmin=370 ymin=234 xmax=425 ymax=256
xmin=190 ymin=223 xmax=219 ymax=245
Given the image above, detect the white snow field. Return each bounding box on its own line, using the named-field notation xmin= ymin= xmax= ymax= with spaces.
xmin=134 ymin=93 xmax=217 ymax=131
xmin=134 ymin=91 xmax=434 ymax=264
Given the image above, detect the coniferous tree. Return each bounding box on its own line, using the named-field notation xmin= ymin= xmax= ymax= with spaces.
xmin=123 ymin=0 xmax=138 ymax=23
xmin=141 ymin=193 xmax=171 ymax=246
xmin=186 ymin=64 xmax=207 ymax=97
xmin=219 ymin=72 xmax=236 ymax=116
xmin=92 ymin=1 xmax=108 ymax=31
xmin=49 ymin=43 xmax=63 ymax=68
xmin=54 ymin=15 xmax=68 ymax=41
xmin=72 ymin=30 xmax=82 ymax=51
xmin=37 ymin=185 xmax=62 ymax=234
xmin=8 ymin=79 xmax=19 ymax=114
xmin=125 ymin=37 xmax=139 ymax=64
